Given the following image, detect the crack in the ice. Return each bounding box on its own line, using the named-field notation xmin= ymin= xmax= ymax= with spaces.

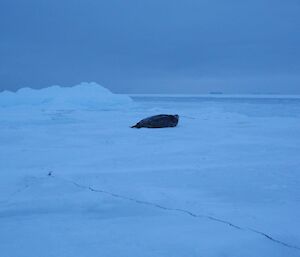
xmin=49 ymin=174 xmax=300 ymax=251
xmin=0 ymin=185 xmax=30 ymax=206
xmin=0 ymin=176 xmax=47 ymax=207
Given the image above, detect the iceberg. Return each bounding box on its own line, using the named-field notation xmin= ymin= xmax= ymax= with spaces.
xmin=0 ymin=82 xmax=132 ymax=110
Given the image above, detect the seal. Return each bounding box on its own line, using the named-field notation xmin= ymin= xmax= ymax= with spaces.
xmin=131 ymin=114 xmax=179 ymax=128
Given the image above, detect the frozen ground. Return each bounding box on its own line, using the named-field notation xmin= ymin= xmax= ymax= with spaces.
xmin=0 ymin=85 xmax=300 ymax=257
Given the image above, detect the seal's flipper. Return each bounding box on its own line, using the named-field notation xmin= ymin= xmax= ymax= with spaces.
xmin=131 ymin=124 xmax=140 ymax=128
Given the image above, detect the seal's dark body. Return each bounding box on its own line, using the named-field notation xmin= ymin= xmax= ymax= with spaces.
xmin=131 ymin=114 xmax=179 ymax=128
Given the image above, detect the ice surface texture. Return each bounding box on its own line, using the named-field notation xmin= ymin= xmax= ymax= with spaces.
xmin=1 ymin=89 xmax=300 ymax=257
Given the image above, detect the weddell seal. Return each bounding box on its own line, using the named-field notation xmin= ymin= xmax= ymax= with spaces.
xmin=131 ymin=114 xmax=179 ymax=128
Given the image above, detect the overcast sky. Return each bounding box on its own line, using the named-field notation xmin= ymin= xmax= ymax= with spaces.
xmin=0 ymin=0 xmax=299 ymax=94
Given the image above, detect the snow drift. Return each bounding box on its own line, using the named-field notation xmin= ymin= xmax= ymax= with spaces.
xmin=0 ymin=82 xmax=132 ymax=109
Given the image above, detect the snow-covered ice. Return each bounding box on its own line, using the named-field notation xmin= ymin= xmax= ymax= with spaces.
xmin=0 ymin=83 xmax=300 ymax=257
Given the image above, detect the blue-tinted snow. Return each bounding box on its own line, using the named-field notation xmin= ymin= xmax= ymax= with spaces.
xmin=0 ymin=88 xmax=300 ymax=257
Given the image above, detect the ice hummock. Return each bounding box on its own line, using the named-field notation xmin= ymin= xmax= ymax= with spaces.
xmin=0 ymin=82 xmax=133 ymax=110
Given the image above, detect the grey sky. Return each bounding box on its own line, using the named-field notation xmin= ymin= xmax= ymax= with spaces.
xmin=0 ymin=0 xmax=299 ymax=94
